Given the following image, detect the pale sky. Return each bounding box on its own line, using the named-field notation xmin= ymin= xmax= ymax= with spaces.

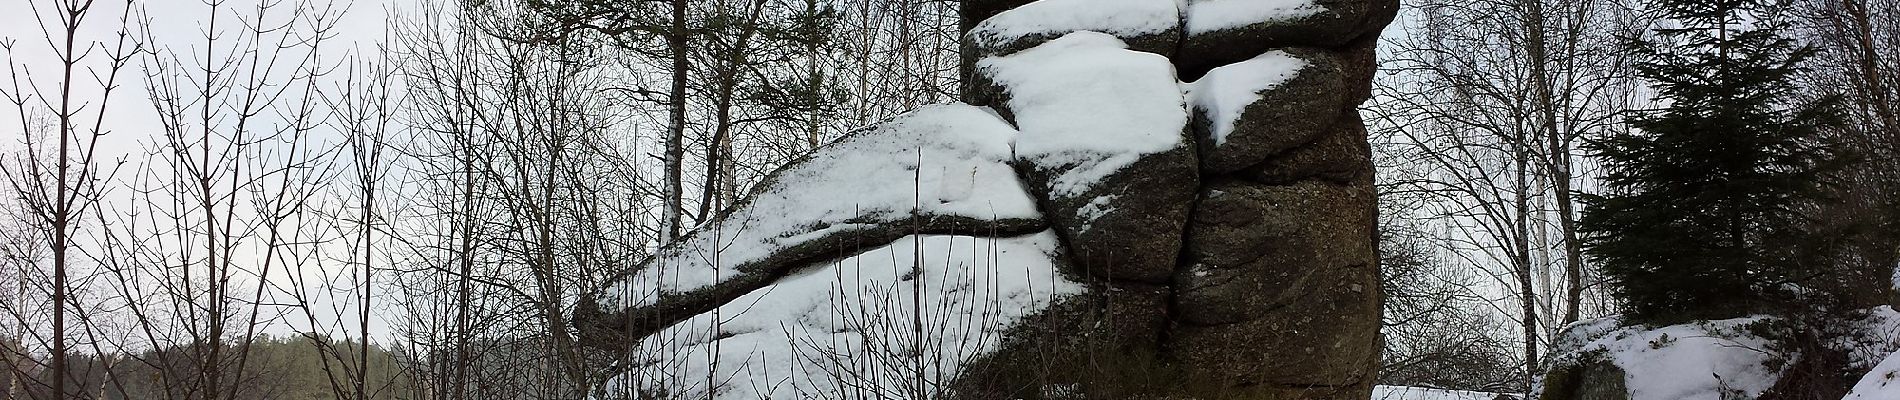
xmin=2 ymin=0 xmax=418 ymax=344
xmin=1 ymin=0 xmax=403 ymax=158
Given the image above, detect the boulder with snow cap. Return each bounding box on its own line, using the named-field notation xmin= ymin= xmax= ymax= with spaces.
xmin=603 ymin=232 xmax=1084 ymax=399
xmin=976 ymin=31 xmax=1199 ymax=283
xmin=1187 ymin=48 xmax=1352 ymax=173
xmin=1533 ymin=314 xmax=1885 ymax=400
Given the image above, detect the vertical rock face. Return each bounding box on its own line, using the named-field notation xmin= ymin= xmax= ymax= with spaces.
xmin=579 ymin=1 xmax=1394 ymax=398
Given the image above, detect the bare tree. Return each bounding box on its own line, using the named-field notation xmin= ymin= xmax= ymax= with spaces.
xmin=0 ymin=0 xmax=138 ymax=397
xmin=390 ymin=0 xmax=648 ymax=397
xmin=1794 ymin=0 xmax=1900 ymax=306
xmin=77 ymin=1 xmax=351 ymax=398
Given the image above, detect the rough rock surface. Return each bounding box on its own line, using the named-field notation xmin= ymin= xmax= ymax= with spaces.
xmin=579 ymin=0 xmax=1397 ymax=398
xmin=1240 ymin=109 xmax=1374 ymax=185
xmin=1541 ymin=359 xmax=1633 ymax=400
xmin=949 ymin=281 xmax=1174 ymax=399
xmin=1170 ymin=180 xmax=1380 ymax=391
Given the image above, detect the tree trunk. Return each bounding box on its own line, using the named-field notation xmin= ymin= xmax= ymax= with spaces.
xmin=663 ymin=0 xmax=690 ymax=241
xmin=697 ymin=0 xmax=768 ymax=220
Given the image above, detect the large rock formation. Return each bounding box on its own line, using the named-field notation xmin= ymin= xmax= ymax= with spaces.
xmin=577 ymin=0 xmax=1396 ymax=398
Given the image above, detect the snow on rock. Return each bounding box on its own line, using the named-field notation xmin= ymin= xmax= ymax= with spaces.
xmin=1185 ymin=50 xmax=1308 ymax=145
xmin=606 ymin=232 xmax=1083 ymax=399
xmin=1550 ymin=315 xmax=1626 ymax=357
xmin=603 ymin=104 xmax=1040 ymax=310
xmin=977 ymin=31 xmax=1187 ymax=197
xmin=974 ymin=31 xmax=1196 ymax=283
xmin=1183 ymin=0 xmax=1324 ymax=35
xmin=1847 ymin=349 xmax=1900 ymax=400
xmin=1183 ymin=48 xmax=1348 ymax=173
xmin=1172 ymin=0 xmax=1391 ymax=84
xmin=1073 ymin=194 xmax=1117 ymax=232
xmin=1370 ymin=385 xmax=1510 ymax=400
xmin=1546 ymin=316 xmax=1784 ymax=400
xmin=967 ymin=0 xmax=1179 ymax=55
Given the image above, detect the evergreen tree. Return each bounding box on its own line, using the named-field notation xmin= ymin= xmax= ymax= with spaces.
xmin=1579 ymin=0 xmax=1846 ymax=323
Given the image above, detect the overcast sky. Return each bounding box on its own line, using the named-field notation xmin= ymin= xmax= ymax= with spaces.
xmin=2 ymin=0 xmax=419 ymax=342
xmin=1 ymin=0 xmax=403 ymax=155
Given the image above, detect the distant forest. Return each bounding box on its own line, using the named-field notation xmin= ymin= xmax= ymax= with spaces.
xmin=5 ymin=335 xmax=409 ymax=399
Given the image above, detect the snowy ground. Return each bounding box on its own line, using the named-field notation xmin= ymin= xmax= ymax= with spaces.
xmin=1550 ymin=316 xmax=1784 ymax=400
xmin=1371 ymin=385 xmax=1512 ymax=400
xmin=1845 ymin=307 xmax=1900 ymax=399
xmin=1847 ymin=349 xmax=1900 ymax=399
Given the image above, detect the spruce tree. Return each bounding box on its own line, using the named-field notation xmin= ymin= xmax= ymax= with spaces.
xmin=1579 ymin=0 xmax=1844 ymax=323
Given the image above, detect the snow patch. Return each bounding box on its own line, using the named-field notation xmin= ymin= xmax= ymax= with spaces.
xmin=1185 ymin=50 xmax=1307 ymax=145
xmin=604 ymin=104 xmax=1039 ymax=309
xmin=1549 ymin=315 xmax=1626 ymax=357
xmin=1371 ymin=385 xmax=1510 ymax=400
xmin=978 ymin=31 xmax=1188 ymax=197
xmin=605 ymin=232 xmax=1083 ymax=399
xmin=1075 ymin=194 xmax=1118 ymax=232
xmin=1842 ymin=306 xmax=1900 ymax=371
xmin=1847 ymin=349 xmax=1900 ymax=399
xmin=968 ymin=0 xmax=1179 ymax=48
xmin=1184 ymin=0 xmax=1325 ymax=35
xmin=1547 ymin=316 xmax=1783 ymax=400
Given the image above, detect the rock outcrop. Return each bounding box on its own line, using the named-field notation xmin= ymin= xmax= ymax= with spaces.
xmin=578 ymin=104 xmax=1045 ymax=345
xmin=578 ymin=0 xmax=1397 ymax=398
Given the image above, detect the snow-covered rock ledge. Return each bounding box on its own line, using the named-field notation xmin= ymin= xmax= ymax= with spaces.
xmin=576 ymin=104 xmax=1047 ymax=346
